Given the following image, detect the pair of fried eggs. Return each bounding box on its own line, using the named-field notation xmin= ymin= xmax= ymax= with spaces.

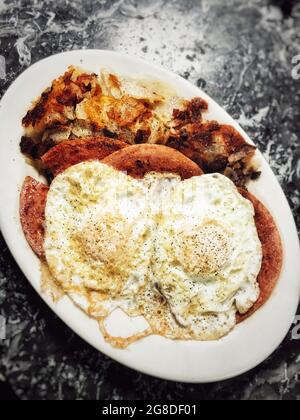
xmin=44 ymin=161 xmax=262 ymax=346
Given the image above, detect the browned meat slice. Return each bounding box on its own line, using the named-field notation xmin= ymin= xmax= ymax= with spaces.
xmin=20 ymin=177 xmax=49 ymax=259
xmin=237 ymin=189 xmax=283 ymax=322
xmin=102 ymin=144 xmax=204 ymax=179
xmin=41 ymin=137 xmax=129 ymax=176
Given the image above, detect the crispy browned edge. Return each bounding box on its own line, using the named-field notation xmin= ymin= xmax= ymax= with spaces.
xmin=41 ymin=136 xmax=129 ymax=176
xmin=237 ymin=189 xmax=283 ymax=322
xmin=20 ymin=177 xmax=49 ymax=260
xmin=22 ymin=68 xmax=100 ymax=131
xmin=102 ymin=144 xmax=204 ymax=179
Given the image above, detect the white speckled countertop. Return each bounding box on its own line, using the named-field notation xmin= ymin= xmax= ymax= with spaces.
xmin=0 ymin=0 xmax=300 ymax=400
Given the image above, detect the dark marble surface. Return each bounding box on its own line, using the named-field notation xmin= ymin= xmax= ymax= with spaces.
xmin=0 ymin=0 xmax=300 ymax=400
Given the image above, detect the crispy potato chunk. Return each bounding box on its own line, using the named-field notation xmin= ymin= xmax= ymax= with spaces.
xmin=22 ymin=67 xmax=100 ymax=137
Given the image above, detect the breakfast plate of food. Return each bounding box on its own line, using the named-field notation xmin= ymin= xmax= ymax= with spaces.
xmin=0 ymin=50 xmax=299 ymax=383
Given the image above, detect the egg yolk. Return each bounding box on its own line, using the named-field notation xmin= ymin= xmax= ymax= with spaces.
xmin=78 ymin=214 xmax=132 ymax=266
xmin=176 ymin=222 xmax=232 ymax=277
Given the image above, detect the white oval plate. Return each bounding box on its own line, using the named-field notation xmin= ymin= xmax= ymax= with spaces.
xmin=0 ymin=50 xmax=299 ymax=383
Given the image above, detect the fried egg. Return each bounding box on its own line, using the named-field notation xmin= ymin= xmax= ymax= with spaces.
xmin=44 ymin=163 xmax=262 ymax=347
xmin=44 ymin=161 xmax=154 ymax=319
xmin=150 ymin=173 xmax=262 ymax=340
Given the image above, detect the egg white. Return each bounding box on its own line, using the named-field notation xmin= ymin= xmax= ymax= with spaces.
xmin=44 ymin=163 xmax=262 ymax=345
xmin=151 ymin=173 xmax=262 ymax=338
xmin=45 ymin=161 xmax=155 ymax=318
